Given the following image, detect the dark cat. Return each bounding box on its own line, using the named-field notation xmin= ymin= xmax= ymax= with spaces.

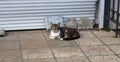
xmin=49 ymin=22 xmax=80 ymax=40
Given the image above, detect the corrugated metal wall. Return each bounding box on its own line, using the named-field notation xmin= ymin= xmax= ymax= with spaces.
xmin=0 ymin=0 xmax=98 ymax=30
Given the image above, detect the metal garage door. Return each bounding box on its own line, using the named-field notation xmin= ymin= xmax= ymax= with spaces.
xmin=0 ymin=0 xmax=98 ymax=30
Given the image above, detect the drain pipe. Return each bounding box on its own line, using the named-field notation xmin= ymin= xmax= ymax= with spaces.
xmin=0 ymin=28 xmax=5 ymax=37
xmin=98 ymin=0 xmax=105 ymax=29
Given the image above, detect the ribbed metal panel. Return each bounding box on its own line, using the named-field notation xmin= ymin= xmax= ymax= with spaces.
xmin=0 ymin=0 xmax=98 ymax=30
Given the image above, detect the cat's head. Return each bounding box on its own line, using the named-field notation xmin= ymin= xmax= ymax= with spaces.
xmin=50 ymin=22 xmax=60 ymax=32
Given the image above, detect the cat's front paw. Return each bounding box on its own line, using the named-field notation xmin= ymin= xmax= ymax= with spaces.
xmin=60 ymin=38 xmax=63 ymax=40
xmin=57 ymin=36 xmax=61 ymax=39
xmin=49 ymin=36 xmax=55 ymax=39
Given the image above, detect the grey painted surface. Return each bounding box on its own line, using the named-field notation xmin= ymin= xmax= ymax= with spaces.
xmin=0 ymin=0 xmax=97 ymax=30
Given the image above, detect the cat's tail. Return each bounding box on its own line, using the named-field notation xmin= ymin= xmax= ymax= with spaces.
xmin=63 ymin=35 xmax=80 ymax=40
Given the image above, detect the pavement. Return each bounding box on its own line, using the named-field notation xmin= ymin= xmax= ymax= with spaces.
xmin=0 ymin=30 xmax=120 ymax=62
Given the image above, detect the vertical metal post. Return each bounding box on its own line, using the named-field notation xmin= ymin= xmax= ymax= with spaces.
xmin=104 ymin=0 xmax=110 ymax=29
xmin=116 ymin=0 xmax=120 ymax=37
xmin=112 ymin=0 xmax=115 ymax=21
